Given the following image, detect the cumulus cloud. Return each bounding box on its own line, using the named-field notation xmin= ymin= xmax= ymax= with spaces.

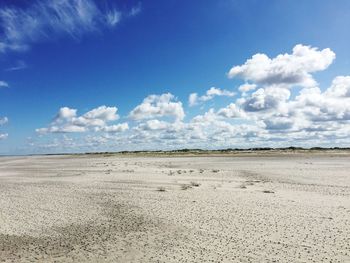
xmin=188 ymin=93 xmax=198 ymax=107
xmin=263 ymin=117 xmax=294 ymax=131
xmin=96 ymin=123 xmax=129 ymax=133
xmin=81 ymin=106 xmax=118 ymax=122
xmin=105 ymin=10 xmax=121 ymax=27
xmin=191 ymin=109 xmax=218 ymax=123
xmin=238 ymin=83 xmax=257 ymax=93
xmin=214 ymin=44 xmax=350 ymax=144
xmin=55 ymin=107 xmax=77 ymax=121
xmin=217 ymin=103 xmax=245 ymax=118
xmin=292 ymin=78 xmax=350 ymax=123
xmin=0 ymin=0 xmax=140 ymax=53
xmin=324 ymin=76 xmax=350 ymax=98
xmin=36 ymin=105 xmax=122 ymax=134
xmin=136 ymin=119 xmax=170 ymax=131
xmin=189 ymin=87 xmax=235 ymax=106
xmin=129 ymin=93 xmax=185 ymax=121
xmin=228 ymin=44 xmax=335 ymax=88
xmin=240 ymin=87 xmax=291 ymax=112
xmin=236 ymin=74 xmax=350 ymax=136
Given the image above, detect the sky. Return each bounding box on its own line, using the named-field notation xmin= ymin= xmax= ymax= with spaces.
xmin=1 ymin=0 xmax=350 ymax=155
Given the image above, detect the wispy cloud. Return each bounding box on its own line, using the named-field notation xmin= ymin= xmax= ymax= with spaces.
xmin=129 ymin=3 xmax=142 ymax=17
xmin=5 ymin=60 xmax=27 ymax=71
xmin=0 ymin=117 xmax=8 ymax=125
xmin=105 ymin=9 xmax=122 ymax=27
xmin=0 ymin=0 xmax=140 ymax=54
xmin=0 ymin=81 xmax=9 ymax=88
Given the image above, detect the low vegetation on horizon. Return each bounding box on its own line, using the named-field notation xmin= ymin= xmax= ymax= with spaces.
xmin=77 ymin=147 xmax=350 ymax=156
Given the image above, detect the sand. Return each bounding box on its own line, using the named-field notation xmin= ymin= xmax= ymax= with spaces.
xmin=0 ymin=153 xmax=349 ymax=262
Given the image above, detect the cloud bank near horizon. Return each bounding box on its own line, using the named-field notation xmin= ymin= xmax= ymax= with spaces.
xmin=29 ymin=44 xmax=350 ymax=152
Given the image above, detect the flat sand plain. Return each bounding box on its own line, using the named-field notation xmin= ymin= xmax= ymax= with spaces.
xmin=0 ymin=153 xmax=349 ymax=262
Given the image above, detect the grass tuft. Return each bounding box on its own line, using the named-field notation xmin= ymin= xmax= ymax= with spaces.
xmin=190 ymin=181 xmax=201 ymax=187
xmin=157 ymin=186 xmax=166 ymax=192
xmin=180 ymin=184 xmax=192 ymax=190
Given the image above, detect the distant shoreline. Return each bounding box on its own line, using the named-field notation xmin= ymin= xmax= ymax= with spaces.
xmin=2 ymin=147 xmax=350 ymax=158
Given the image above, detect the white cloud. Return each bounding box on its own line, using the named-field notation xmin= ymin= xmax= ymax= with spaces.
xmin=217 ymin=45 xmax=350 ymax=144
xmin=263 ymin=117 xmax=294 ymax=131
xmin=240 ymin=87 xmax=291 ymax=112
xmin=228 ymin=44 xmax=335 ymax=88
xmin=129 ymin=93 xmax=185 ymax=121
xmin=192 ymin=108 xmax=219 ymax=123
xmin=82 ymin=106 xmax=118 ymax=122
xmin=0 ymin=117 xmax=9 ymax=141
xmin=0 ymin=117 xmax=8 ymax=125
xmin=36 ymin=125 xmax=86 ymax=134
xmin=36 ymin=105 xmax=121 ymax=134
xmin=217 ymin=103 xmax=245 ymax=118
xmin=324 ymin=76 xmax=350 ymax=98
xmin=189 ymin=87 xmax=235 ymax=106
xmin=0 ymin=0 xmax=140 ymax=54
xmin=136 ymin=119 xmax=170 ymax=131
xmin=188 ymin=93 xmax=198 ymax=107
xmin=238 ymin=83 xmax=257 ymax=93
xmin=292 ymin=78 xmax=350 ymax=123
xmin=97 ymin=123 xmax=129 ymax=133
xmin=0 ymin=81 xmax=9 ymax=88
xmin=55 ymin=107 xmax=77 ymax=121
xmin=0 ymin=133 xmax=8 ymax=140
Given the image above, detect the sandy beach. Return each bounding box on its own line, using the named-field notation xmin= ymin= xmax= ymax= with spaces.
xmin=0 ymin=153 xmax=349 ymax=262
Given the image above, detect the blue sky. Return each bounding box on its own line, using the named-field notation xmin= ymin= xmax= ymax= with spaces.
xmin=1 ymin=0 xmax=350 ymax=154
